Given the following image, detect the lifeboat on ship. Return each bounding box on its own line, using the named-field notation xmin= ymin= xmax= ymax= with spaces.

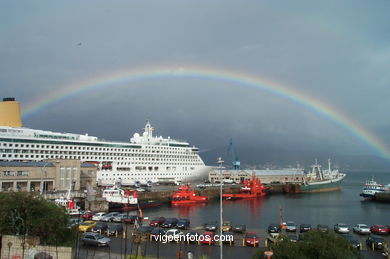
xmin=171 ymin=184 xmax=209 ymax=205
xmin=223 ymin=173 xmax=269 ymax=200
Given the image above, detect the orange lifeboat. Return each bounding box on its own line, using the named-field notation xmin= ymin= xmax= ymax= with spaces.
xmin=171 ymin=184 xmax=209 ymax=205
xmin=223 ymin=173 xmax=269 ymax=200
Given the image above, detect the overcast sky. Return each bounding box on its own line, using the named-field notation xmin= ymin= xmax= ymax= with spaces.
xmin=1 ymin=0 xmax=390 ymax=164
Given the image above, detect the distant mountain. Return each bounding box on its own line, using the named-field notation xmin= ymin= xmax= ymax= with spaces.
xmin=200 ymin=146 xmax=390 ymax=171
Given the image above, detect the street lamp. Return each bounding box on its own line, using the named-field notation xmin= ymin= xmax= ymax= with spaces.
xmin=40 ymin=161 xmax=50 ymax=196
xmin=217 ymin=157 xmax=224 ymax=259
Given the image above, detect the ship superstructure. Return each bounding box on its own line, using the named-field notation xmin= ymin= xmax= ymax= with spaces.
xmin=0 ymin=120 xmax=210 ymax=185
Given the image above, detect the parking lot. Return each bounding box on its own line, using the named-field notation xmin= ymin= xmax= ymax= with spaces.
xmin=74 ymin=216 xmax=390 ymax=259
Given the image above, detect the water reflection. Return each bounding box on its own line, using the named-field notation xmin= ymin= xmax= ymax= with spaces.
xmin=171 ymin=203 xmax=208 ymax=218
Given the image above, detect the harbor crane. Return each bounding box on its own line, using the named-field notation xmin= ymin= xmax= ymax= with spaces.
xmin=228 ymin=139 xmax=241 ymax=170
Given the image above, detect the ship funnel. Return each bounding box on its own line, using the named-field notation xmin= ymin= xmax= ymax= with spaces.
xmin=0 ymin=97 xmax=23 ymax=127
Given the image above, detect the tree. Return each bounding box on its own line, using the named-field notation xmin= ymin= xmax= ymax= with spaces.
xmin=0 ymin=192 xmax=75 ymax=246
xmin=253 ymin=231 xmax=363 ymax=259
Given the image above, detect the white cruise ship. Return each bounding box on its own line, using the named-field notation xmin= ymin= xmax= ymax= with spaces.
xmin=0 ymin=120 xmax=210 ymax=185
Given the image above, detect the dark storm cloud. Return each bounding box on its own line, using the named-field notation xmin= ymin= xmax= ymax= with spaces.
xmin=1 ymin=0 xmax=390 ymax=165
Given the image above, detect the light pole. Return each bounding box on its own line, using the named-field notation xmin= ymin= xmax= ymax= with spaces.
xmin=40 ymin=162 xmax=50 ymax=197
xmin=217 ymin=157 xmax=224 ymax=259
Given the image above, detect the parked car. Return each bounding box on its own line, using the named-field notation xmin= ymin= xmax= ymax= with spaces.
xmin=317 ymin=224 xmax=329 ymax=233
xmin=113 ymin=213 xmax=129 ymax=223
xmin=92 ymin=212 xmax=106 ymax=221
xmin=353 ymin=224 xmax=371 ymax=235
xmin=334 ymin=223 xmax=350 ymax=234
xmin=101 ymin=212 xmax=121 ymax=222
xmin=285 ymin=221 xmax=297 ymax=232
xmin=268 ymin=224 xmax=281 ymax=236
xmin=200 ymin=231 xmax=215 ymax=245
xmin=176 ymin=218 xmax=190 ymax=229
xmin=139 ymin=226 xmax=154 ymax=236
xmin=82 ymin=211 xmax=93 ymax=220
xmin=150 ymin=228 xmax=166 ymax=241
xmin=222 ymin=221 xmax=232 ymax=232
xmin=92 ymin=222 xmax=108 ymax=233
xmin=150 ymin=217 xmax=166 ymax=227
xmin=233 ymin=224 xmax=246 ymax=233
xmin=244 ymin=232 xmax=260 ymax=247
xmin=221 ymin=231 xmax=235 ymax=244
xmin=204 ymin=221 xmax=218 ymax=232
xmin=124 ymin=215 xmax=142 ymax=224
xmin=165 ymin=229 xmax=184 ymax=241
xmin=78 ymin=221 xmax=96 ymax=232
xmin=300 ymin=224 xmax=312 ymax=233
xmin=81 ymin=232 xmax=111 ymax=247
xmin=68 ymin=218 xmax=81 ymax=229
xmin=366 ymin=235 xmax=386 ymax=250
xmin=186 ymin=231 xmax=200 ymax=243
xmin=370 ymin=225 xmax=389 ymax=235
xmin=107 ymin=224 xmax=123 ymax=236
xmin=287 ymin=234 xmax=299 ymax=243
xmin=341 ymin=234 xmax=361 ymax=250
xmin=162 ymin=218 xmax=178 ymax=228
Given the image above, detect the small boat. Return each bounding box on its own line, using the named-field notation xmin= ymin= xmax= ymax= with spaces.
xmin=222 ymin=173 xmax=269 ymax=200
xmin=360 ymin=179 xmax=389 ymax=199
xmin=54 ymin=183 xmax=81 ymax=215
xmin=171 ymin=184 xmax=209 ymax=205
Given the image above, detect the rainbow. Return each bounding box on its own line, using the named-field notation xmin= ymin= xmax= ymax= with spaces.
xmin=22 ymin=65 xmax=390 ymax=161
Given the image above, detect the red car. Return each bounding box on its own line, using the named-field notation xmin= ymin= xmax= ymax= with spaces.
xmin=200 ymin=231 xmax=215 ymax=245
xmin=124 ymin=215 xmax=142 ymax=224
xmin=82 ymin=211 xmax=93 ymax=220
xmin=149 ymin=217 xmax=166 ymax=227
xmin=245 ymin=232 xmax=260 ymax=247
xmin=370 ymin=225 xmax=389 ymax=235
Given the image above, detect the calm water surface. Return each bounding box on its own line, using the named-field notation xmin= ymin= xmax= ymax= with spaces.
xmin=142 ymin=171 xmax=390 ymax=228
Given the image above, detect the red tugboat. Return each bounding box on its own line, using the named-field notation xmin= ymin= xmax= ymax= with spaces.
xmin=223 ymin=173 xmax=269 ymax=200
xmin=171 ymin=184 xmax=209 ymax=205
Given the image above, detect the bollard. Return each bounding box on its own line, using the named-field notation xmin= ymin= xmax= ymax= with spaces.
xmin=99 ymin=229 xmax=102 ymax=235
xmin=264 ymin=251 xmax=273 ymax=259
xmin=116 ymin=231 xmax=118 ymax=238
xmin=229 ymin=240 xmax=232 ymax=247
xmin=106 ymin=230 xmax=109 ymax=236
xmin=242 ymin=239 xmax=245 ymax=247
xmin=254 ymin=241 xmax=256 ymax=247
xmin=372 ymin=242 xmax=374 ymax=251
xmin=209 ymin=239 xmax=211 ymax=246
xmin=359 ymin=242 xmax=362 ymax=250
xmin=123 ymin=231 xmax=126 ymax=239
xmin=265 ymin=239 xmax=268 ymax=248
xmin=187 ymin=239 xmax=190 ymax=245
xmin=198 ymin=240 xmax=200 ymax=245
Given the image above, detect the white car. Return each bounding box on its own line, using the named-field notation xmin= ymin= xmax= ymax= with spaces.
xmin=353 ymin=224 xmax=371 ymax=235
xmin=334 ymin=223 xmax=349 ymax=234
xmin=92 ymin=212 xmax=106 ymax=221
xmin=101 ymin=212 xmax=120 ymax=222
xmin=164 ymin=229 xmax=184 ymax=242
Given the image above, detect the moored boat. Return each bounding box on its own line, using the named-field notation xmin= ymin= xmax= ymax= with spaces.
xmin=359 ymin=179 xmax=389 ymax=199
xmin=222 ymin=173 xmax=269 ymax=200
xmin=171 ymin=184 xmax=209 ymax=205
xmin=300 ymin=159 xmax=346 ymax=193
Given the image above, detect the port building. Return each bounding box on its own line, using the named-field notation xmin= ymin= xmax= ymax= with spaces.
xmin=0 ymin=159 xmax=97 ymax=192
xmin=208 ymin=169 xmax=305 ymax=184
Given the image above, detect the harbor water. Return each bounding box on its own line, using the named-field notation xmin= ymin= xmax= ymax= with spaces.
xmin=142 ymin=171 xmax=390 ymax=228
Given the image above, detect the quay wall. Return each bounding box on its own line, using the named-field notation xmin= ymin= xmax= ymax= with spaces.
xmin=374 ymin=192 xmax=390 ymax=203
xmin=85 ymin=184 xmax=301 ymax=212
